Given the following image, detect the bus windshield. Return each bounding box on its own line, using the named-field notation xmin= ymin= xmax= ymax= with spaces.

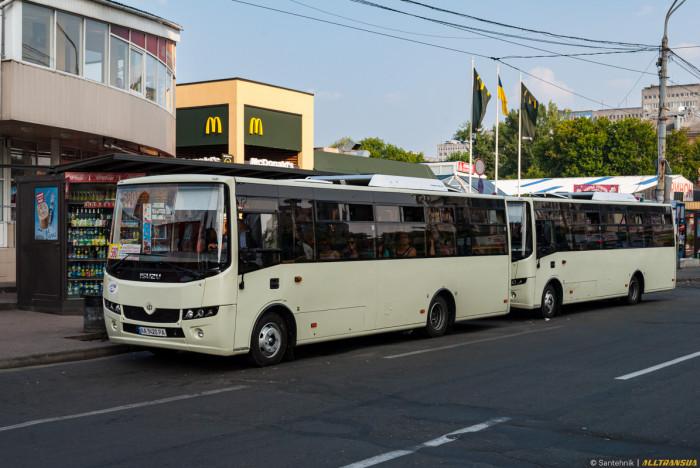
xmin=106 ymin=183 xmax=229 ymax=282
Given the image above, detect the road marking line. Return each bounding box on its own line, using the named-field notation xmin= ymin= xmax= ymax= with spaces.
xmin=383 ymin=327 xmax=563 ymax=359
xmin=340 ymin=417 xmax=510 ymax=468
xmin=615 ymin=351 xmax=700 ymax=381
xmin=0 ymin=385 xmax=247 ymax=433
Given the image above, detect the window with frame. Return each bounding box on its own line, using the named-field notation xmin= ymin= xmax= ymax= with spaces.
xmin=129 ymin=48 xmax=143 ymax=93
xmin=109 ymin=36 xmax=128 ymax=89
xmin=279 ymin=198 xmax=315 ymax=263
xmin=85 ymin=20 xmax=108 ymax=83
xmin=56 ymin=11 xmax=82 ymax=75
xmin=237 ymin=197 xmax=280 ymax=272
xmin=471 ymin=198 xmax=507 ymax=256
xmin=22 ymin=3 xmax=53 ymax=67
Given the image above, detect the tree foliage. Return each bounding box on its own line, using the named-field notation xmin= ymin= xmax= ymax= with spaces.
xmin=357 ymin=137 xmax=425 ymax=163
xmin=453 ymin=102 xmax=699 ymax=182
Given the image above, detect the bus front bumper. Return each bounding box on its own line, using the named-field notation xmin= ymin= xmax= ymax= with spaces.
xmin=104 ymin=304 xmax=243 ymax=356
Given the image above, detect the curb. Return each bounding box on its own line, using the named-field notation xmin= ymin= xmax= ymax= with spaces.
xmin=0 ymin=344 xmax=134 ymax=370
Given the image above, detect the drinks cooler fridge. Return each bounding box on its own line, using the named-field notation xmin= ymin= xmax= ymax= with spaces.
xmin=17 ymin=172 xmax=142 ymax=314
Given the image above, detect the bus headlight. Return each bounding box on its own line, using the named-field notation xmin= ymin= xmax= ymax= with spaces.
xmin=183 ymin=306 xmax=219 ymax=320
xmin=511 ymin=278 xmax=527 ymax=286
xmin=104 ymin=299 xmax=122 ymax=315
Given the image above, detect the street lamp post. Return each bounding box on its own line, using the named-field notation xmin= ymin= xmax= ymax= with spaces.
xmin=656 ymin=0 xmax=686 ymax=203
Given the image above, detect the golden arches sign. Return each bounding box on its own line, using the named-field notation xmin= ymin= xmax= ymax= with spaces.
xmin=205 ymin=116 xmax=223 ymax=135
xmin=249 ymin=117 xmax=264 ymax=136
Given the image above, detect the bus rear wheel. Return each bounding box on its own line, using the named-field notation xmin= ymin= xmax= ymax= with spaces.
xmin=250 ymin=312 xmax=288 ymax=367
xmin=625 ymin=275 xmax=642 ymax=305
xmin=425 ymin=296 xmax=449 ymax=338
xmin=540 ymin=284 xmax=560 ymax=319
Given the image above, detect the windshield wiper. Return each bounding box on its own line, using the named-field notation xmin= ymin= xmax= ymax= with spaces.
xmin=108 ymin=253 xmax=139 ymax=272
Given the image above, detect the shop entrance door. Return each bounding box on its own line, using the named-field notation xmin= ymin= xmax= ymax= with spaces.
xmin=16 ymin=175 xmax=65 ymax=311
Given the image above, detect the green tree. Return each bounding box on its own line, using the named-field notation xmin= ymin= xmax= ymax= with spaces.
xmin=666 ymin=128 xmax=699 ymax=182
xmin=329 ymin=136 xmax=354 ymax=149
xmin=603 ymin=118 xmax=656 ymax=175
xmin=358 ymin=137 xmax=425 ymax=163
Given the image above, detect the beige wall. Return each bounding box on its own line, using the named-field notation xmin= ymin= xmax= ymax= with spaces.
xmin=176 ymin=79 xmax=315 ymax=170
xmin=1 ymin=61 xmax=176 ymax=155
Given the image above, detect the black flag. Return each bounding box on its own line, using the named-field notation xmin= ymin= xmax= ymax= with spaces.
xmin=472 ymin=68 xmax=491 ymax=131
xmin=520 ymin=83 xmax=539 ymax=140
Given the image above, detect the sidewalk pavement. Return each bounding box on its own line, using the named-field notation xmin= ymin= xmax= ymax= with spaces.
xmin=677 ymin=266 xmax=700 ymax=283
xmin=0 ymin=309 xmax=131 ymax=370
xmin=0 ymin=267 xmax=698 ymax=370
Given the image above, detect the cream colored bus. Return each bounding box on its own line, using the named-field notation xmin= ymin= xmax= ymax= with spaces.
xmin=103 ymin=175 xmax=512 ymax=366
xmin=506 ymin=196 xmax=676 ymax=319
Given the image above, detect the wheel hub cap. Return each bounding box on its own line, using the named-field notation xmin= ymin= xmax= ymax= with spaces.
xmin=258 ymin=323 xmax=282 ymax=357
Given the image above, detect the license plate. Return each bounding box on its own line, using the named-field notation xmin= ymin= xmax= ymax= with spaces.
xmin=137 ymin=326 xmax=167 ymax=337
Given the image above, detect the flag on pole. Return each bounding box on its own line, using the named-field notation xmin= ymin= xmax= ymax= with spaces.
xmin=497 ymin=76 xmax=508 ymax=116
xmin=471 ymin=68 xmax=491 ymax=131
xmin=520 ymin=82 xmax=539 ymax=140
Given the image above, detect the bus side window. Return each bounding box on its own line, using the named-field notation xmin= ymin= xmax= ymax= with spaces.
xmin=535 ymin=217 xmax=555 ymax=258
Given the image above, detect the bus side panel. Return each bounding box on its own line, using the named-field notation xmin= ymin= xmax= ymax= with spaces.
xmin=533 ymin=247 xmax=676 ymax=307
xmin=233 ymin=262 xmax=377 ymax=349
xmin=452 ymin=256 xmax=510 ymax=319
xmin=638 ymin=247 xmax=676 ymax=292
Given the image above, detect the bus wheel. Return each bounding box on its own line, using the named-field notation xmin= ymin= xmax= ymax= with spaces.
xmin=541 ymin=284 xmax=559 ymax=319
xmin=625 ymin=275 xmax=642 ymax=305
xmin=425 ymin=296 xmax=449 ymax=338
xmin=250 ymin=312 xmax=288 ymax=367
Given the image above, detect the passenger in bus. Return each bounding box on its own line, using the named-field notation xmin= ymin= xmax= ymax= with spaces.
xmin=318 ymin=238 xmax=340 ymax=260
xmin=377 ymin=234 xmax=392 ymax=258
xmin=342 ymin=237 xmax=360 ymax=259
xmin=297 ymin=228 xmax=314 ymax=260
xmin=395 ymin=232 xmax=417 ymax=258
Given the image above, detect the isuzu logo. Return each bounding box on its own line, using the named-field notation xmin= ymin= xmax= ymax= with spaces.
xmin=139 ymin=272 xmax=162 ymax=281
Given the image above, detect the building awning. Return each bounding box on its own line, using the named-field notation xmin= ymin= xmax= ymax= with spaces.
xmin=314 ymin=151 xmax=436 ymax=179
xmin=50 ymin=153 xmax=333 ymax=179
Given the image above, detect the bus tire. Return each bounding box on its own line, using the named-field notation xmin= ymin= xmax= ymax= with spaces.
xmin=625 ymin=275 xmax=642 ymax=305
xmin=540 ymin=283 xmax=560 ymax=319
xmin=425 ymin=295 xmax=449 ymax=338
xmin=249 ymin=311 xmax=288 ymax=367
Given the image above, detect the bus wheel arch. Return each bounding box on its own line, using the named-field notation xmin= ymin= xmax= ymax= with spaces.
xmin=541 ymin=279 xmax=563 ymax=319
xmin=249 ymin=304 xmax=297 ymax=366
xmin=425 ymin=289 xmax=455 ymax=337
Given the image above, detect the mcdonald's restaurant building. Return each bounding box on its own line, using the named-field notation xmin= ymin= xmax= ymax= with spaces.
xmin=176 ymin=78 xmax=314 ymax=170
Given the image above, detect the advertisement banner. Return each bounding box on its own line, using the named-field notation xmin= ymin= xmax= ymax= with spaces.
xmin=64 ymin=172 xmax=145 ymax=184
xmin=573 ymin=184 xmax=620 ymax=193
xmin=34 ymin=186 xmax=58 ymax=240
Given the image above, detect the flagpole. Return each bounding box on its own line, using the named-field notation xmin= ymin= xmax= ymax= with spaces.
xmin=517 ymin=72 xmax=522 ymax=197
xmin=494 ymin=64 xmax=500 ymax=195
xmin=469 ymin=57 xmax=474 ymax=193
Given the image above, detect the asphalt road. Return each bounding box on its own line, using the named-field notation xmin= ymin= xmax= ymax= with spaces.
xmin=1 ymin=286 xmax=699 ymax=468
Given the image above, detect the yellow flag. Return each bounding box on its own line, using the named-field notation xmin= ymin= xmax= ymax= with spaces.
xmin=497 ymin=75 xmax=508 ymax=115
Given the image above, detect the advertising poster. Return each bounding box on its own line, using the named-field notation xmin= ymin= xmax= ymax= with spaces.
xmin=34 ymin=186 xmax=58 ymax=240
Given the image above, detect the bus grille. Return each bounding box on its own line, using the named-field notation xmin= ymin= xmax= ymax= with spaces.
xmin=123 ymin=305 xmax=180 ymax=323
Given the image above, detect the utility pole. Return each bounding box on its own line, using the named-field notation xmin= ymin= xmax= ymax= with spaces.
xmin=656 ymin=0 xmax=686 ymax=203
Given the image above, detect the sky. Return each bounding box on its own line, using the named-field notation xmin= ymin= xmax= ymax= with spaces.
xmin=126 ymin=0 xmax=700 ymax=156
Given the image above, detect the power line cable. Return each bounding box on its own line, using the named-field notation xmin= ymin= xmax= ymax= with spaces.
xmin=229 ymin=0 xmax=658 ymax=111
xmin=398 ymin=0 xmax=656 ymax=49
xmin=288 ymin=0 xmax=484 ymax=40
xmin=617 ymin=55 xmax=657 ymax=108
xmin=351 ymin=0 xmax=640 ymax=51
xmin=348 ymin=0 xmax=658 ymax=75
